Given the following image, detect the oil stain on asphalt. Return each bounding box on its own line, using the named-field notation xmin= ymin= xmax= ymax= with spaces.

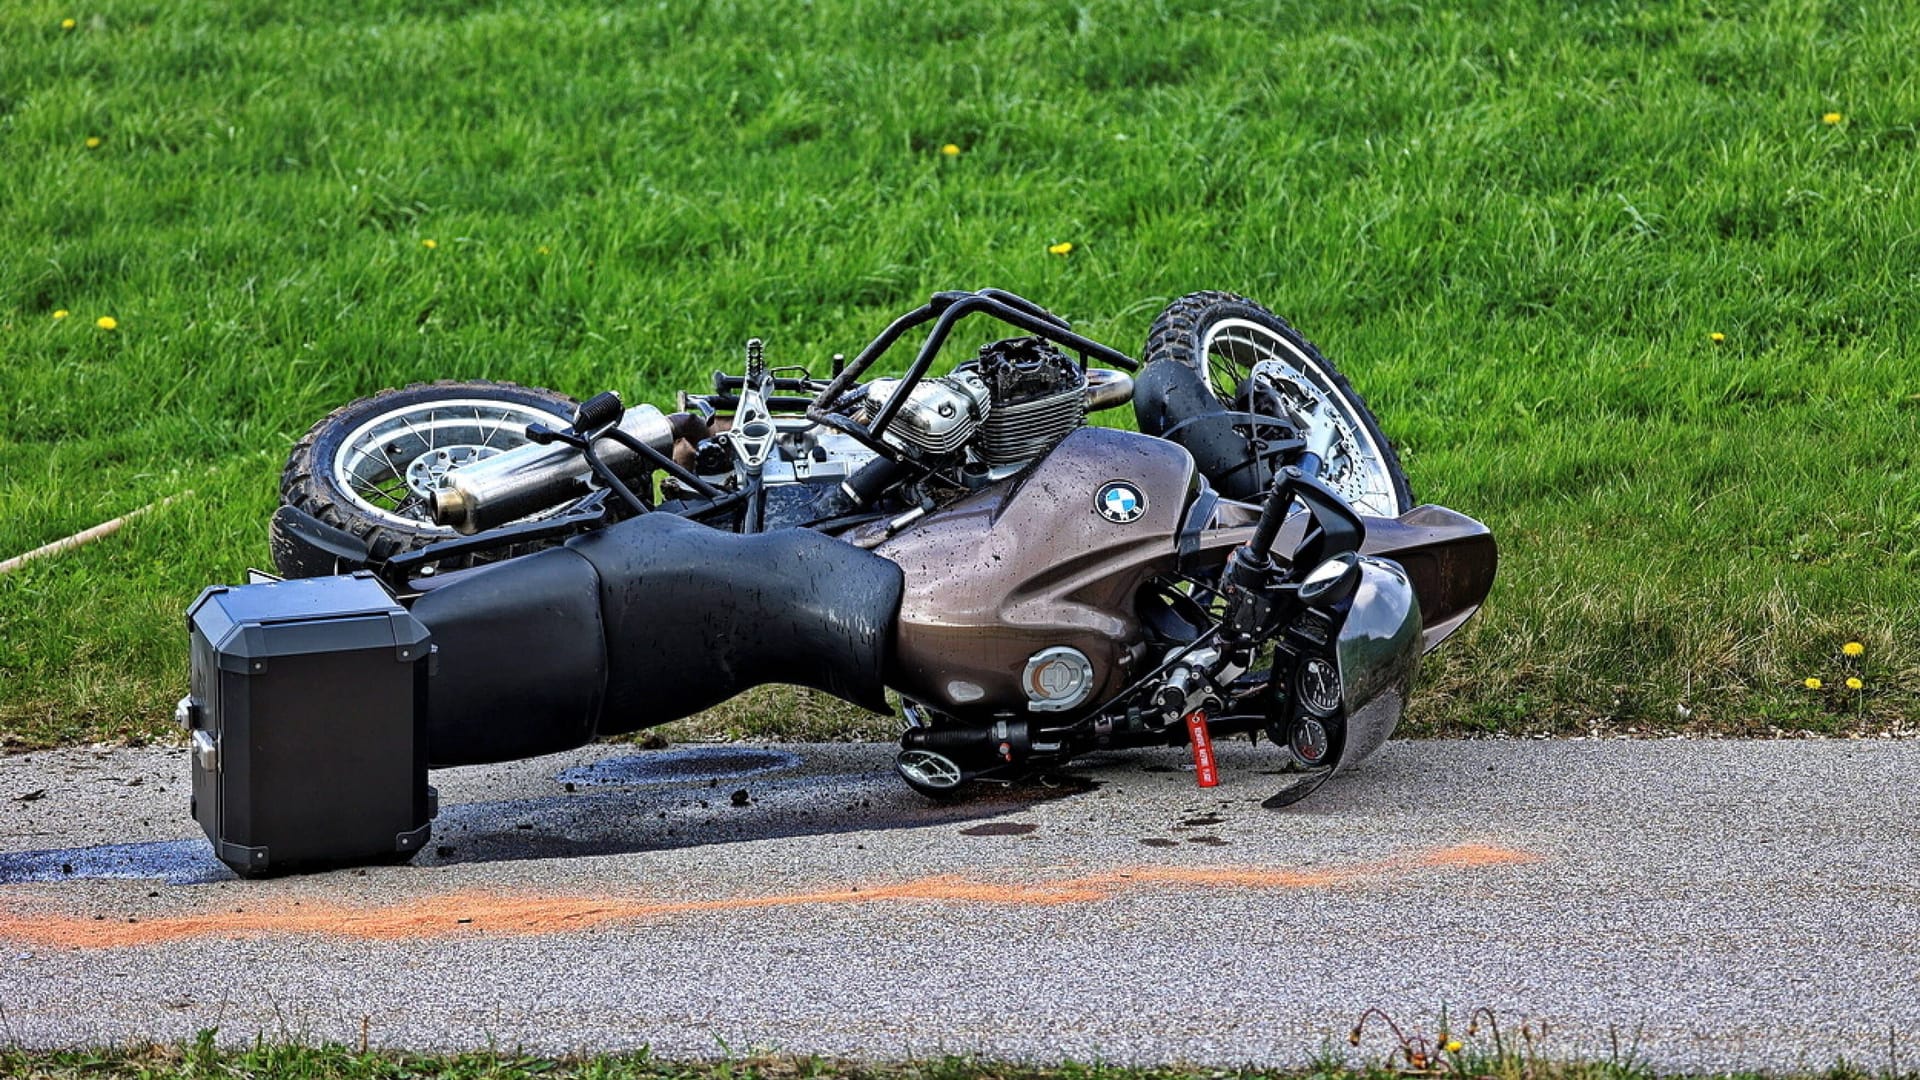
xmin=0 ymin=746 xmax=1088 ymax=887
xmin=553 ymin=747 xmax=801 ymax=787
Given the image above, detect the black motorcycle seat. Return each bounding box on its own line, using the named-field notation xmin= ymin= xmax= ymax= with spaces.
xmin=413 ymin=514 xmax=903 ymax=766
xmin=413 ymin=543 xmax=609 ymax=767
xmin=566 ymin=513 xmax=905 ymax=733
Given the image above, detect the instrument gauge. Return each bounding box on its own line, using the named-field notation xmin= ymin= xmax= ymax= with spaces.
xmin=1297 ymin=656 xmax=1342 ymax=717
xmin=1290 ymin=716 xmax=1331 ymax=767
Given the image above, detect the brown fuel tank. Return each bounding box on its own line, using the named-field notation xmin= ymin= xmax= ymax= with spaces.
xmin=872 ymin=427 xmax=1198 ymax=715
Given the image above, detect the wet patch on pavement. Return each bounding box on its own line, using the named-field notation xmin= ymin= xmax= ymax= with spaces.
xmin=0 ymin=840 xmax=235 ymax=887
xmin=553 ymin=747 xmax=801 ymax=788
xmin=958 ymin=822 xmax=1037 ymax=837
xmin=418 ymin=769 xmax=1084 ymax=868
xmin=0 ymin=754 xmax=1091 ymax=886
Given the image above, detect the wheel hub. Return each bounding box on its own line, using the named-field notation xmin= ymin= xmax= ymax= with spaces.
xmin=1249 ymin=363 xmax=1365 ymax=500
xmin=402 ymin=445 xmax=499 ymax=498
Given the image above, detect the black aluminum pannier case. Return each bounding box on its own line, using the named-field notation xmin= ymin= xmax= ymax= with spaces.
xmin=184 ymin=572 xmax=433 ymax=876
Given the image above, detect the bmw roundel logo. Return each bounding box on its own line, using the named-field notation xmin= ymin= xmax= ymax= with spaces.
xmin=1095 ymin=480 xmax=1147 ymax=524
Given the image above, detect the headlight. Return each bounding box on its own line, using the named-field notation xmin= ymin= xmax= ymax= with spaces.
xmin=1298 ymin=550 xmax=1361 ymax=606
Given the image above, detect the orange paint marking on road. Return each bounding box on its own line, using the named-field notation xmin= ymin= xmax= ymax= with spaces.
xmin=0 ymin=843 xmax=1539 ymax=951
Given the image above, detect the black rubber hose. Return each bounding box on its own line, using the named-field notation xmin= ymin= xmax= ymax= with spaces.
xmin=841 ymin=456 xmax=913 ymax=507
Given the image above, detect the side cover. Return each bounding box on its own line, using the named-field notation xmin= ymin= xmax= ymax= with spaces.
xmin=874 ymin=426 xmax=1197 ymax=715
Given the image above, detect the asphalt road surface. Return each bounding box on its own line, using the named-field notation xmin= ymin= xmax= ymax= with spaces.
xmin=2 ymin=738 xmax=1916 ymax=1072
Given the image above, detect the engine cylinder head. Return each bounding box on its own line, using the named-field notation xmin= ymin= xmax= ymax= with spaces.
xmin=969 ymin=337 xmax=1087 ymax=466
xmin=865 ymin=373 xmax=992 ymax=457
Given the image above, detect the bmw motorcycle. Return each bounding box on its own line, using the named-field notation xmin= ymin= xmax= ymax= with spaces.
xmin=182 ymin=289 xmax=1494 ymax=875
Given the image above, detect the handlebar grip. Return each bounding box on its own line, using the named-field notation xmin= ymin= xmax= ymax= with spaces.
xmin=1249 ymin=452 xmax=1321 ymax=558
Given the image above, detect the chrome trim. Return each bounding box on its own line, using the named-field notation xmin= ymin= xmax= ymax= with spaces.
xmin=191 ymin=730 xmax=220 ymax=773
xmin=1083 ymin=368 xmax=1135 ymax=413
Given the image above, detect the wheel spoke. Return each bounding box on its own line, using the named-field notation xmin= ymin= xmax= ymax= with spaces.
xmin=1192 ymin=315 xmax=1405 ymax=518
xmin=347 ymin=475 xmax=388 ymax=504
xmin=372 ymin=443 xmax=404 ymax=485
xmin=329 ymin=395 xmax=576 ymax=531
xmin=392 ymin=491 xmax=430 ymax=520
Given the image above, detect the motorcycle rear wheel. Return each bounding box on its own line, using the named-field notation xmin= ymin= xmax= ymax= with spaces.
xmin=1143 ymin=292 xmax=1413 ymax=518
xmin=273 ymin=380 xmax=579 ymax=577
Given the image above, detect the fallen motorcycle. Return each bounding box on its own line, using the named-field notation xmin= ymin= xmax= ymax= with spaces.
xmin=182 ymin=289 xmax=1495 ymax=875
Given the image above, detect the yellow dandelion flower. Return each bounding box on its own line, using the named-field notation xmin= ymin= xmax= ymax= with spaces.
xmin=1445 ymin=1040 xmax=1464 ymax=1054
xmin=941 ymin=143 xmax=961 ymax=157
xmin=1709 ymin=332 xmax=1725 ymax=343
xmin=1803 ymin=677 xmax=1822 ymax=690
xmin=421 ymin=238 xmax=437 ymax=249
xmin=536 ymin=245 xmax=551 ymax=255
xmin=53 ymin=309 xmax=70 ymax=320
xmin=1846 ymin=677 xmax=1863 ymax=690
xmin=1048 ymin=241 xmax=1074 ymax=256
xmin=85 ymin=136 xmax=102 ymax=149
xmin=95 ymin=316 xmax=117 ymax=330
xmin=1843 ymin=641 xmax=1864 ymax=657
xmin=1822 ymin=112 xmax=1843 ymax=125
xmin=62 ymin=17 xmax=77 ymax=30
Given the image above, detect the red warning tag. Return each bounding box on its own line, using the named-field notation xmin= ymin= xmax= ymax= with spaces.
xmin=1185 ymin=709 xmax=1219 ymax=788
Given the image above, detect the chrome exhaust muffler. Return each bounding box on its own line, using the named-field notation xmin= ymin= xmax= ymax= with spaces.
xmin=431 ymin=404 xmax=676 ymax=534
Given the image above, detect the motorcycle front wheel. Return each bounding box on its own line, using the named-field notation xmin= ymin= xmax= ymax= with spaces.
xmin=1143 ymin=292 xmax=1413 ymax=519
xmin=273 ymin=380 xmax=579 ymax=576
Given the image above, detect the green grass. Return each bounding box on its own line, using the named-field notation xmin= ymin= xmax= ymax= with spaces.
xmin=1 ymin=1040 xmax=1914 ymax=1080
xmin=3 ymin=0 xmax=1918 ymax=748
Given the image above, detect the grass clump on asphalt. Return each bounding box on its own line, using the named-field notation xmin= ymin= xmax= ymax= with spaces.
xmin=3 ymin=0 xmax=1918 ymax=748
xmin=3 ymin=1040 xmax=1917 ymax=1080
